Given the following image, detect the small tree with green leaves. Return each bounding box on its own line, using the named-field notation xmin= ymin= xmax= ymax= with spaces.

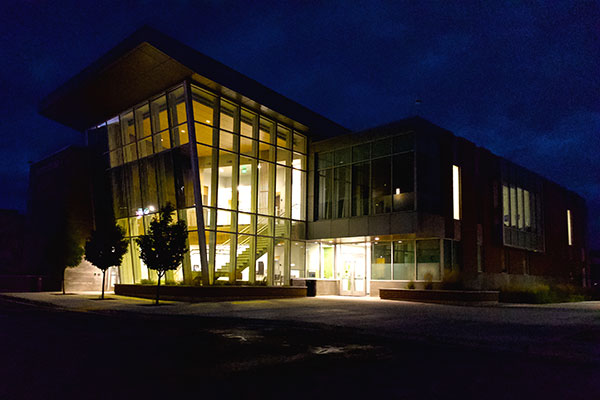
xmin=52 ymin=217 xmax=85 ymax=295
xmin=135 ymin=203 xmax=187 ymax=304
xmin=85 ymin=222 xmax=129 ymax=299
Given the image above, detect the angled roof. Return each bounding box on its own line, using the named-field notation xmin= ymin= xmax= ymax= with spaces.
xmin=39 ymin=26 xmax=348 ymax=137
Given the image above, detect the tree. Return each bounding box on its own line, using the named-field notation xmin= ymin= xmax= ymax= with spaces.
xmin=84 ymin=222 xmax=129 ymax=299
xmin=135 ymin=203 xmax=187 ymax=304
xmin=51 ymin=216 xmax=85 ymax=295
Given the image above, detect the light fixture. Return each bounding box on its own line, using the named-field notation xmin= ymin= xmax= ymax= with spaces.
xmin=206 ymin=120 xmax=211 ymax=124
xmin=148 ymin=205 xmax=156 ymax=212
xmin=395 ymin=188 xmax=401 ymax=195
xmin=374 ymin=237 xmax=380 ymax=241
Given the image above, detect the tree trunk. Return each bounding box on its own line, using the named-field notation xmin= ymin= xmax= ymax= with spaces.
xmin=155 ymin=272 xmax=161 ymax=305
xmin=101 ymin=269 xmax=106 ymax=300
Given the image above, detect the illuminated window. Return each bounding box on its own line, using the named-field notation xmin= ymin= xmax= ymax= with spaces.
xmin=452 ymin=165 xmax=461 ymax=220
xmin=567 ymin=209 xmax=573 ymax=246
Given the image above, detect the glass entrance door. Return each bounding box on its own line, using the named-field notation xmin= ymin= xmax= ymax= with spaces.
xmin=338 ymin=243 xmax=366 ymax=296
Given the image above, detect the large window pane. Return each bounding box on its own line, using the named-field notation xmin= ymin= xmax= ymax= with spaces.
xmin=215 ymin=232 xmax=234 ymax=282
xmin=353 ymin=143 xmax=370 ymax=162
xmin=126 ymin=163 xmax=142 ymax=214
xmin=120 ymin=111 xmax=136 ymax=145
xmin=195 ymin=123 xmax=213 ymax=146
xmin=255 ymin=236 xmax=272 ymax=284
xmin=276 ymin=125 xmax=291 ymax=148
xmin=417 ymin=240 xmax=440 ymax=281
xmin=334 ymin=148 xmax=352 ymax=166
xmin=259 ymin=117 xmax=275 ymax=144
xmin=291 ymin=241 xmax=305 ymax=278
xmin=173 ymin=145 xmax=195 ymax=208
xmin=372 ymin=137 xmax=392 ymax=158
xmin=236 ymin=235 xmax=254 ymax=282
xmin=393 ymin=133 xmax=413 ymax=153
xmin=219 ymin=130 xmax=236 ymax=152
xmin=318 ymin=169 xmax=332 ymax=220
xmin=237 ymin=212 xmax=255 ymax=234
xmin=168 ymin=86 xmax=187 ymax=126
xmin=172 ymin=123 xmax=189 ymax=147
xmin=306 ymin=242 xmax=320 ymax=278
xmin=156 ymin=152 xmax=176 ymax=209
xmin=241 ymin=109 xmax=257 ymax=138
xmin=371 ymin=157 xmax=391 ymax=214
xmin=291 ymin=169 xmax=306 ymax=220
xmin=258 ymin=142 xmax=274 ymax=162
xmin=275 ymin=165 xmax=290 ymax=218
xmin=392 ymin=152 xmax=414 ymax=212
xmin=321 ymin=244 xmax=334 ymax=279
xmin=217 ymin=150 xmax=236 ymax=209
xmin=334 ymin=166 xmax=351 ymax=218
xmin=352 ymin=162 xmax=369 ymax=217
xmin=240 ymin=137 xmax=256 ymax=158
xmin=139 ymin=157 xmax=158 ymax=210
xmin=256 ymin=215 xmax=273 ymax=237
xmin=317 ymin=152 xmax=333 ymax=169
xmin=274 ymin=239 xmax=288 ymax=285
xmin=150 ymin=95 xmax=169 ymax=133
xmin=192 ymin=86 xmax=216 ymax=125
xmin=276 ymin=147 xmax=291 ymax=166
xmin=293 ymin=132 xmax=307 ymax=154
xmin=197 ymin=144 xmax=214 ymax=207
xmin=135 ymin=104 xmax=151 ymax=140
xmin=393 ymin=240 xmax=415 ymax=280
xmin=220 ymin=100 xmax=237 ymax=132
xmin=153 ymin=131 xmax=171 ymax=153
xmin=111 ymin=168 xmax=127 ymax=219
xmin=371 ymin=241 xmax=391 ymax=280
xmin=257 ymin=161 xmax=273 ymax=215
xmin=216 ymin=210 xmax=234 ymax=232
xmin=238 ymin=156 xmax=256 ymax=213
xmin=107 ymin=117 xmax=121 ymax=151
xmin=137 ymin=136 xmax=153 ymax=159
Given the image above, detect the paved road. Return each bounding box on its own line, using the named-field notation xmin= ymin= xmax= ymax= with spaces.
xmin=1 ymin=294 xmax=599 ymax=399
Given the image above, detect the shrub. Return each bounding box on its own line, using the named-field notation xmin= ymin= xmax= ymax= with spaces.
xmin=500 ymin=283 xmax=588 ymax=304
xmin=441 ymin=269 xmax=463 ymax=290
xmin=423 ymin=272 xmax=433 ymax=290
xmin=406 ymin=281 xmax=416 ymax=290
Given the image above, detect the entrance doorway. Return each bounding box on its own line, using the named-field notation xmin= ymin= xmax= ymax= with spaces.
xmin=338 ymin=243 xmax=367 ymax=296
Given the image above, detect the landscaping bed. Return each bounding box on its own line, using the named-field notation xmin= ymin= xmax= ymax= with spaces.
xmin=379 ymin=288 xmax=499 ymax=304
xmin=115 ymin=283 xmax=307 ymax=302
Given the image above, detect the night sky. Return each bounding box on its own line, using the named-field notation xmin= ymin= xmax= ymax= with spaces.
xmin=1 ymin=1 xmax=598 ymax=247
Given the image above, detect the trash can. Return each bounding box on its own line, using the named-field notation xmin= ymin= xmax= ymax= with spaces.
xmin=305 ymin=279 xmax=317 ymax=297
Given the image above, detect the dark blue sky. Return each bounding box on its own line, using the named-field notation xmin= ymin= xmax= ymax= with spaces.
xmin=1 ymin=1 xmax=598 ymax=247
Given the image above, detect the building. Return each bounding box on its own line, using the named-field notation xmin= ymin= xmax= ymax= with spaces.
xmin=38 ymin=27 xmax=588 ymax=295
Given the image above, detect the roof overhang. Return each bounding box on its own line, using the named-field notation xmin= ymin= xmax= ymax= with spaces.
xmin=40 ymin=27 xmax=348 ymax=137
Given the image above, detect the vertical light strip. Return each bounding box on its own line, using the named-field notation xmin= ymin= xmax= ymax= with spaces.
xmin=452 ymin=165 xmax=461 ymax=220
xmin=567 ymin=209 xmax=573 ymax=246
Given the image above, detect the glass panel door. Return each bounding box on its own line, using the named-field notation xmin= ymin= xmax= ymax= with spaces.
xmin=338 ymin=243 xmax=366 ymax=296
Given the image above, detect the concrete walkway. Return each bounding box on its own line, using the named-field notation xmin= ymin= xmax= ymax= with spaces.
xmin=3 ymin=291 xmax=600 ymax=363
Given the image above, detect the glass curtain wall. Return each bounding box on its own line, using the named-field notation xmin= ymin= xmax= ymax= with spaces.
xmin=316 ymin=133 xmax=415 ymax=220
xmin=190 ymin=84 xmax=308 ymax=285
xmin=103 ymin=82 xmax=308 ymax=286
xmin=105 ymin=85 xmax=194 ymax=284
